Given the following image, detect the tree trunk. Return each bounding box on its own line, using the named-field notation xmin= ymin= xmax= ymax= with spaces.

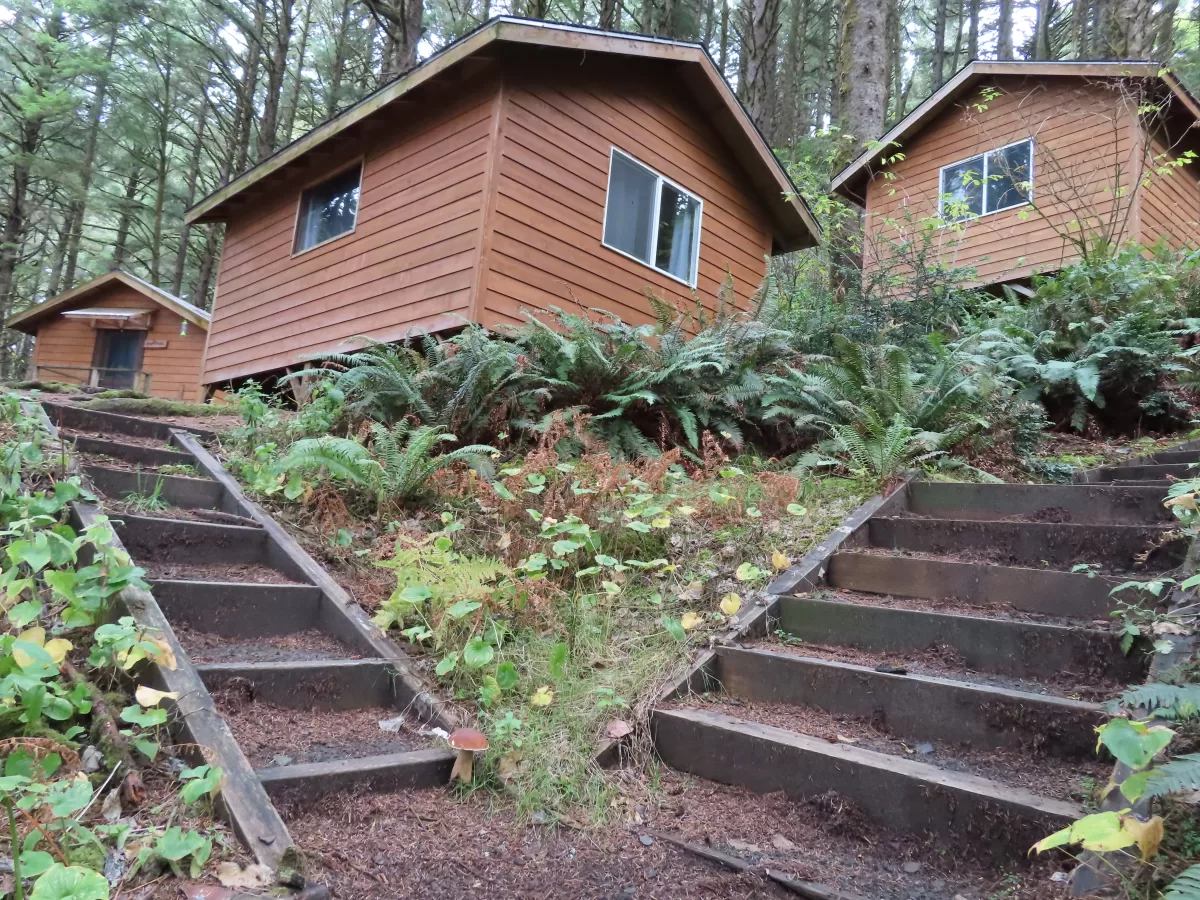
xmin=997 ymin=0 xmax=1014 ymax=58
xmin=600 ymin=0 xmax=620 ymax=29
xmin=172 ymin=90 xmax=210 ymax=298
xmin=111 ymin=168 xmax=141 ymax=271
xmin=150 ymin=53 xmax=174 ymax=287
xmin=950 ymin=0 xmax=965 ymax=71
xmin=367 ymin=0 xmax=424 ymax=78
xmin=740 ymin=0 xmax=783 ymax=140
xmin=1033 ymin=0 xmax=1054 ymax=57
xmin=1156 ymin=0 xmax=1178 ymax=57
xmin=63 ymin=21 xmax=118 ymax=291
xmin=967 ymin=0 xmax=979 ymax=57
xmin=233 ymin=16 xmax=262 ymax=178
xmin=327 ymin=0 xmax=352 ymax=116
xmin=279 ymin=0 xmax=312 ymax=145
xmin=836 ymin=0 xmax=887 ymax=158
xmin=256 ymin=0 xmax=294 ymax=161
xmin=719 ymin=0 xmax=730 ymax=74
xmin=932 ymin=0 xmax=948 ymax=87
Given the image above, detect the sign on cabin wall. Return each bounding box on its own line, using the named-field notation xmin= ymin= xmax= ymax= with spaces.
xmin=144 ymin=340 xmax=168 ymax=349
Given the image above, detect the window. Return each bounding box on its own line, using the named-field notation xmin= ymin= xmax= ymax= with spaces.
xmin=938 ymin=139 xmax=1033 ymax=222
xmin=293 ymin=164 xmax=362 ymax=253
xmin=603 ymin=149 xmax=702 ymax=285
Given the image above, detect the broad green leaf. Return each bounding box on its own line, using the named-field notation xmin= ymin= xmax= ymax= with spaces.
xmin=463 ymin=638 xmax=494 ymax=668
xmin=662 ymin=616 xmax=685 ymax=642
xmin=30 ymin=864 xmax=110 ymax=900
xmin=548 ymin=641 xmax=569 ymax=680
xmin=20 ymin=850 xmax=55 ymax=877
xmin=445 ymin=600 xmax=482 ymax=620
xmin=496 ymin=661 xmax=519 ymax=692
xmin=435 ymin=653 xmax=459 ymax=676
xmin=1097 ymin=718 xmax=1174 ymax=769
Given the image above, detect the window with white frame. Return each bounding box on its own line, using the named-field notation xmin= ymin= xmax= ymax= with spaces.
xmin=939 ymin=139 xmax=1034 ymax=222
xmin=602 ymin=149 xmax=703 ymax=286
xmin=293 ymin=164 xmax=362 ymax=253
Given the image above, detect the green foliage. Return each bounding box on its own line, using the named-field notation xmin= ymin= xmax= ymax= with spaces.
xmin=1166 ymin=864 xmax=1200 ymax=899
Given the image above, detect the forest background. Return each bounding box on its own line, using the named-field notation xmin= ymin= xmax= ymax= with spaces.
xmin=0 ymin=0 xmax=1195 ymax=383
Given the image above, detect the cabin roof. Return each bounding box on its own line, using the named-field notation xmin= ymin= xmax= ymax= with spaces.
xmin=7 ymin=271 xmax=211 ymax=334
xmin=184 ymin=16 xmax=818 ymax=252
xmin=830 ymin=60 xmax=1200 ymax=205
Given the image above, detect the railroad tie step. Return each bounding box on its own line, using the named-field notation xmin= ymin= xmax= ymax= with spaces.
xmin=866 ymin=517 xmax=1185 ymax=570
xmin=257 ymin=749 xmax=456 ymax=802
xmin=114 ymin=515 xmax=311 ymax=581
xmin=712 ymin=646 xmax=1104 ymax=757
xmin=42 ymin=400 xmax=215 ymax=442
xmin=85 ymin=464 xmax=223 ymax=510
xmin=1086 ymin=462 xmax=1195 ymax=483
xmin=196 ymin=659 xmax=406 ymax=711
xmin=826 ymin=551 xmax=1121 ymax=619
xmin=151 ymin=580 xmax=323 ymax=638
xmin=67 ymin=434 xmax=193 ymax=467
xmin=651 ymin=707 xmax=1082 ymax=856
xmin=774 ymin=594 xmax=1145 ymax=683
xmin=904 ymin=481 xmax=1172 ymax=525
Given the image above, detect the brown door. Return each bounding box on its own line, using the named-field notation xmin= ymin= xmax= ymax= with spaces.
xmin=92 ymin=329 xmax=145 ymax=389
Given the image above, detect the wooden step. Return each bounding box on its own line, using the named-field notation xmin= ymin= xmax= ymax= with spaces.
xmin=1086 ymin=463 xmax=1194 ymax=483
xmin=867 ymin=517 xmax=1184 ymax=570
xmin=258 ymin=749 xmax=454 ymax=801
xmin=43 ymin=400 xmax=214 ymax=441
xmin=114 ymin=515 xmax=281 ymax=567
xmin=151 ymin=579 xmax=323 ymax=637
xmin=713 ymin=646 xmax=1103 ymax=757
xmin=197 ymin=659 xmax=402 ymax=711
xmin=85 ymin=464 xmax=223 ymax=510
xmin=905 ymin=482 xmax=1171 ymax=524
xmin=774 ymin=595 xmax=1145 ymax=682
xmin=68 ymin=434 xmax=193 ymax=468
xmin=652 ymin=707 xmax=1082 ymax=856
xmin=827 ymin=551 xmax=1121 ymax=619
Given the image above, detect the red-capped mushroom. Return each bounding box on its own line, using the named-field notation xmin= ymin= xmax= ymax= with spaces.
xmin=448 ymin=727 xmax=489 ymax=783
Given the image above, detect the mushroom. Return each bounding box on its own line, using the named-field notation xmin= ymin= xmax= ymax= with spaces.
xmin=447 ymin=727 xmax=489 ymax=783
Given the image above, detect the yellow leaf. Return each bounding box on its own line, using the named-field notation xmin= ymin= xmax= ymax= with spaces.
xmin=17 ymin=627 xmax=45 ymax=648
xmin=145 ymin=638 xmax=177 ymax=671
xmin=11 ymin=646 xmax=35 ymax=669
xmin=43 ymin=639 xmax=72 ymax=663
xmin=1165 ymin=493 xmax=1198 ymax=511
xmin=651 ymin=516 xmax=671 ymax=529
xmin=772 ymin=551 xmax=791 ymax=571
xmin=530 ymin=686 xmax=554 ymax=707
xmin=1122 ymin=814 xmax=1164 ymax=862
xmin=676 ymin=505 xmax=696 ymax=516
xmin=720 ymin=593 xmax=742 ymax=616
xmin=135 ymin=686 xmax=179 ymax=708
xmin=680 ymin=611 xmax=702 ymax=631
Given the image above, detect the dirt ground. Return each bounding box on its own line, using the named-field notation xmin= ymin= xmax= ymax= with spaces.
xmin=282 ymin=770 xmax=1069 ymax=900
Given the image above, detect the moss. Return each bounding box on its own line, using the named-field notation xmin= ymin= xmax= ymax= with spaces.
xmin=81 ymin=398 xmax=227 ymax=417
xmin=6 ymin=380 xmax=80 ymax=394
xmin=65 ymin=843 xmax=106 ymax=871
xmin=92 ymin=389 xmax=148 ymax=400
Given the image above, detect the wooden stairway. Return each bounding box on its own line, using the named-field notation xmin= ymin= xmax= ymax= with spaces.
xmin=653 ymin=475 xmax=1184 ymax=860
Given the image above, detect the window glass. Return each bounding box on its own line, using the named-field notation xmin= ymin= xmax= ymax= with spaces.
xmin=985 ymin=141 xmax=1032 ymax=212
xmin=603 ymin=150 xmax=703 ymax=285
xmin=294 ymin=165 xmax=361 ymax=253
xmin=655 ymin=183 xmax=702 ymax=282
xmin=940 ymin=157 xmax=984 ymax=220
xmin=603 ymin=152 xmax=658 ymax=262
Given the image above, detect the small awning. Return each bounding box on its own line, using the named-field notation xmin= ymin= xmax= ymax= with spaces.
xmin=60 ymin=308 xmax=154 ymax=329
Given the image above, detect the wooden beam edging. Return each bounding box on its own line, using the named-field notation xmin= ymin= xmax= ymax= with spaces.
xmin=169 ymin=430 xmax=458 ymax=732
xmin=27 ymin=404 xmax=297 ymax=874
xmin=649 ymin=480 xmax=907 ymax=713
xmin=1072 ymin=436 xmax=1200 ymax=484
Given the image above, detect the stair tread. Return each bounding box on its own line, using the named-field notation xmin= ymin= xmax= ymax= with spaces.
xmin=255 ymin=747 xmax=455 ymax=776
xmin=176 ymin=625 xmax=359 ymax=665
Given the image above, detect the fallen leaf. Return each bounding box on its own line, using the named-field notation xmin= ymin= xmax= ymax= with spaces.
xmin=497 ymin=531 xmax=512 ymax=551
xmin=770 ymin=834 xmax=796 ymax=851
xmin=43 ymin=638 xmax=72 ymax=663
xmin=134 ymin=685 xmax=179 ymax=708
xmin=720 ymin=593 xmax=742 ymax=616
xmin=17 ymin=626 xmax=46 ymax=647
xmin=145 ymin=637 xmax=177 ymax=670
xmin=680 ymin=611 xmax=702 ymax=631
xmin=605 ymin=720 xmax=633 ymax=740
xmin=119 ymin=771 xmax=146 ymax=808
xmin=835 ymin=734 xmax=857 ymax=744
xmin=677 ymin=581 xmax=704 ymax=602
xmin=726 ymin=838 xmax=762 ymax=853
xmin=1152 ymin=620 xmax=1190 ymax=635
xmin=497 ymin=751 xmax=524 ymax=784
xmin=378 ymin=715 xmax=406 ymax=733
xmin=100 ymin=789 xmax=122 ymax=823
xmin=530 ymin=686 xmax=554 ymax=707
xmin=771 ymin=550 xmax=791 ymax=571
xmin=181 ymin=884 xmax=234 ymax=900
xmin=216 ymin=862 xmax=274 ymax=889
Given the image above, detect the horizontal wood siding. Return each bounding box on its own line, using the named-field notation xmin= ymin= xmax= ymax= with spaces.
xmin=203 ymin=84 xmax=497 ymax=384
xmin=480 ymin=61 xmax=773 ymax=330
xmin=862 ymin=77 xmax=1142 ymax=285
xmin=31 ymin=284 xmax=207 ymax=401
xmin=1138 ymin=135 xmax=1200 ymax=250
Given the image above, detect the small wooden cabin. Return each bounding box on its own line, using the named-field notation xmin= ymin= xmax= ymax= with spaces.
xmin=7 ymin=271 xmax=211 ymax=401
xmin=831 ymin=61 xmax=1200 ymax=289
xmin=185 ymin=17 xmax=819 ymax=388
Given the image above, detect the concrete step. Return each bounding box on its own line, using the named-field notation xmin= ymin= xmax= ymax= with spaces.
xmin=867 ymin=517 xmax=1184 ymax=571
xmin=827 ymin=551 xmax=1122 ymax=619
xmin=85 ymin=464 xmax=223 ymax=510
xmin=68 ymin=434 xmax=193 ymax=468
xmin=257 ymin=749 xmax=454 ymax=802
xmin=904 ymin=482 xmax=1171 ymax=524
xmin=196 ymin=659 xmax=405 ymax=711
xmin=712 ymin=646 xmax=1103 ymax=758
xmin=151 ymin=579 xmax=323 ymax=638
xmin=774 ymin=594 xmax=1145 ymax=683
xmin=652 ymin=707 xmax=1082 ymax=856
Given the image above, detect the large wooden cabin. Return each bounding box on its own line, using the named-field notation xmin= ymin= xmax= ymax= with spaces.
xmin=185 ymin=17 xmax=819 ymax=388
xmin=831 ymin=61 xmax=1200 ymax=289
xmin=7 ymin=271 xmax=210 ymax=401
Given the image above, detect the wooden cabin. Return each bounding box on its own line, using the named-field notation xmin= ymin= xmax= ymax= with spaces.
xmin=831 ymin=61 xmax=1200 ymax=289
xmin=7 ymin=271 xmax=210 ymax=401
xmin=185 ymin=17 xmax=819 ymax=388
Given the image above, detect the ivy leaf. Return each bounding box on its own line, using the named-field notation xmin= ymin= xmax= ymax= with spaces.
xmin=463 ymin=638 xmax=495 ymax=669
xmin=496 ymin=661 xmax=519 ymax=692
xmin=7 ymin=599 xmax=42 ymax=628
xmin=155 ymin=826 xmax=209 ymax=862
xmin=20 ymin=850 xmax=55 ymax=878
xmin=435 ymin=653 xmax=459 ymax=677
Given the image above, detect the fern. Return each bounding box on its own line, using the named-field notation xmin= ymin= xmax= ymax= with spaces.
xmin=1166 ymin=864 xmax=1200 ymax=900
xmin=368 ymin=422 xmax=495 ymax=502
xmin=1118 ymin=683 xmax=1200 ymax=719
xmin=277 ymin=436 xmax=383 ymax=487
xmin=1142 ymin=753 xmax=1200 ymax=799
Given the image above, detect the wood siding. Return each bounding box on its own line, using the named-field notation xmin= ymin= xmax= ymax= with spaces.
xmin=202 ymin=58 xmax=776 ymax=385
xmin=477 ymin=61 xmax=773 ymax=329
xmin=202 ymin=83 xmax=498 ymax=384
xmin=30 ymin=283 xmax=207 ymax=401
xmin=1137 ymin=135 xmax=1200 ymax=251
xmin=862 ymin=77 xmax=1144 ymax=285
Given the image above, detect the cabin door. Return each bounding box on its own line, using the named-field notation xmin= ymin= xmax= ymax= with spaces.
xmin=92 ymin=329 xmax=145 ymax=389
